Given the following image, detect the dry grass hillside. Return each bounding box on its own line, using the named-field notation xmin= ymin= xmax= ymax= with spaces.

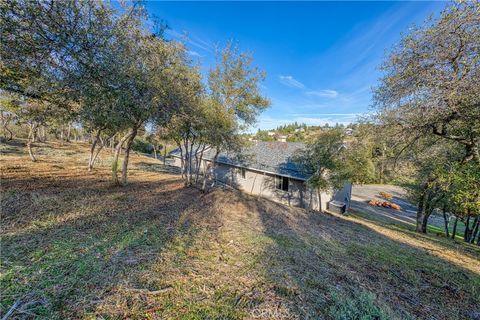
xmin=1 ymin=140 xmax=479 ymax=319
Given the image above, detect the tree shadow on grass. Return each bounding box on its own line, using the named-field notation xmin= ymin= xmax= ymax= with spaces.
xmin=133 ymin=161 xmax=181 ymax=174
xmin=348 ymin=199 xmax=480 ymax=261
xmin=2 ymin=172 xmax=479 ymax=319
xmin=227 ymin=190 xmax=480 ymax=320
xmin=0 ymin=171 xmax=207 ymax=318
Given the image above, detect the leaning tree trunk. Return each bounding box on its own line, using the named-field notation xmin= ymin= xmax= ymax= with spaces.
xmin=442 ymin=206 xmax=450 ymax=238
xmin=464 ymin=214 xmax=471 ymax=242
xmin=2 ymin=114 xmax=13 ymax=141
xmin=469 ymin=216 xmax=479 ymax=244
xmin=451 ymin=216 xmax=458 ymax=240
xmin=5 ymin=121 xmax=13 ymax=141
xmin=90 ymin=137 xmax=104 ymax=171
xmin=27 ymin=123 xmax=37 ymax=162
xmin=120 ymin=126 xmax=138 ymax=186
xmin=421 ymin=204 xmax=433 ymax=234
xmin=88 ymin=130 xmax=102 ymax=172
xmin=112 ymin=131 xmax=133 ymax=185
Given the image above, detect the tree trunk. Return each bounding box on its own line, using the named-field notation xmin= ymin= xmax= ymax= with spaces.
xmin=178 ymin=142 xmax=185 ymax=180
xmin=112 ymin=131 xmax=132 ymax=184
xmin=2 ymin=113 xmax=13 ymax=141
xmin=442 ymin=206 xmax=450 ymax=238
xmin=318 ymin=188 xmax=323 ymax=212
xmin=121 ymin=126 xmax=138 ymax=186
xmin=469 ymin=217 xmax=479 ymax=244
xmin=5 ymin=122 xmax=13 ymax=141
xmin=67 ymin=123 xmax=72 ymax=142
xmin=184 ymin=139 xmax=191 ymax=186
xmin=27 ymin=123 xmax=37 ymax=162
xmin=203 ymin=151 xmax=220 ymax=193
xmin=421 ymin=202 xmax=433 ymax=233
xmin=416 ymin=191 xmax=426 ymax=233
xmin=91 ymin=140 xmax=104 ymax=171
xmin=193 ymin=142 xmax=203 ymax=184
xmin=88 ymin=130 xmax=105 ymax=171
xmin=188 ymin=136 xmax=197 ymax=185
xmin=153 ymin=145 xmax=157 ymax=160
xmin=111 ymin=134 xmax=115 ymax=153
xmin=163 ymin=144 xmax=167 ymax=166
xmin=379 ymin=143 xmax=386 ymax=184
xmin=464 ymin=214 xmax=471 ymax=242
xmin=195 ymin=145 xmax=206 ymax=184
xmin=88 ymin=130 xmax=102 ymax=171
xmin=451 ymin=216 xmax=458 ymax=240
xmin=202 ymin=162 xmax=211 ymax=193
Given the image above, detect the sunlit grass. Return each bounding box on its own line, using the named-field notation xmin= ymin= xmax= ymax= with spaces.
xmin=1 ymin=140 xmax=479 ymax=319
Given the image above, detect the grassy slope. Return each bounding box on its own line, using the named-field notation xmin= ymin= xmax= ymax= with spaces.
xmin=1 ymin=141 xmax=479 ymax=320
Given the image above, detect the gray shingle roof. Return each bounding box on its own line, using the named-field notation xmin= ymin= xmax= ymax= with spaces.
xmin=170 ymin=141 xmax=308 ymax=181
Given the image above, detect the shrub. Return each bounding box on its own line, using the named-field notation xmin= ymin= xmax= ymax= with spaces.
xmin=131 ymin=138 xmax=153 ymax=154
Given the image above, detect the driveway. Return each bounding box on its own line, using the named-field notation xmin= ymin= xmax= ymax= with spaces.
xmin=350 ymin=184 xmax=445 ymax=228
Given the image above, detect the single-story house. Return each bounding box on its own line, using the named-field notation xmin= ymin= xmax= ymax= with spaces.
xmin=170 ymin=141 xmax=351 ymax=212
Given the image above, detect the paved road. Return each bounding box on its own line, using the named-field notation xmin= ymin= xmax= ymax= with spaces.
xmin=350 ymin=184 xmax=445 ymax=228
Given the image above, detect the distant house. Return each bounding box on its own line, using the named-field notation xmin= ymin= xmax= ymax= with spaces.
xmin=276 ymin=135 xmax=287 ymax=142
xmin=170 ymin=141 xmax=351 ymax=212
xmin=267 ymin=131 xmax=276 ymax=136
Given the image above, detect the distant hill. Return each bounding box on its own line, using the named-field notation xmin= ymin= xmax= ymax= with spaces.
xmin=252 ymin=122 xmax=352 ymax=142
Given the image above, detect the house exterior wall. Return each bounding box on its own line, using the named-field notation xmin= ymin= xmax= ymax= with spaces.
xmin=172 ymin=157 xmax=182 ymax=168
xmin=212 ymin=162 xmax=323 ymax=210
xmin=170 ymin=155 xmax=351 ymax=212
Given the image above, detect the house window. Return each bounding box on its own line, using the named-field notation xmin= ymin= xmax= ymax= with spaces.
xmin=239 ymin=168 xmax=246 ymax=179
xmin=275 ymin=176 xmax=289 ymax=191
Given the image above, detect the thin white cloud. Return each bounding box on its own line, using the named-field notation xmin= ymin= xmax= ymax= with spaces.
xmin=305 ymin=89 xmax=338 ymax=98
xmin=165 ymin=29 xmax=214 ymax=53
xmin=188 ymin=50 xmax=202 ymax=57
xmin=278 ymin=75 xmax=305 ymax=89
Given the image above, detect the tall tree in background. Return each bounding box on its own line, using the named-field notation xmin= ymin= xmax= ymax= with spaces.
xmin=294 ymin=128 xmax=348 ymax=210
xmin=204 ymin=42 xmax=270 ymax=186
xmin=374 ymin=1 xmax=480 ymax=234
xmin=0 ymin=0 xmax=116 ymax=105
xmin=208 ymin=42 xmax=270 ymax=128
xmin=0 ymin=94 xmax=60 ymax=162
xmin=374 ymin=1 xmax=480 ymax=164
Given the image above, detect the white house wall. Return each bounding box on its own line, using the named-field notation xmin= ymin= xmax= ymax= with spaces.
xmin=170 ymin=156 xmax=348 ymax=212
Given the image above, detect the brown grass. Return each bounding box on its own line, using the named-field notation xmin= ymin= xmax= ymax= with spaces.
xmin=1 ymin=140 xmax=479 ymax=319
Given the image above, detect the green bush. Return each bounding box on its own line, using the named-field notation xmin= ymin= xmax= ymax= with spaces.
xmin=131 ymin=138 xmax=153 ymax=154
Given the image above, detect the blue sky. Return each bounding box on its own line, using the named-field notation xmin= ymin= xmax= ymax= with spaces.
xmin=145 ymin=1 xmax=446 ymax=131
